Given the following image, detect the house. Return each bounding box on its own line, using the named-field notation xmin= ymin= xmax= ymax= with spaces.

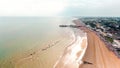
xmin=113 ymin=40 xmax=120 ymax=48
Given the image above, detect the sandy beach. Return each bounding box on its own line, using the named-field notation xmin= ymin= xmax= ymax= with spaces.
xmin=79 ymin=29 xmax=120 ymax=68
xmin=54 ymin=19 xmax=120 ymax=68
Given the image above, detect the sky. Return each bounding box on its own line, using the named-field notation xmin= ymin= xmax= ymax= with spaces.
xmin=0 ymin=0 xmax=120 ymax=16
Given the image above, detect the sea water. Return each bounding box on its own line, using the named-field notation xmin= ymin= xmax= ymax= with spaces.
xmin=0 ymin=17 xmax=72 ymax=60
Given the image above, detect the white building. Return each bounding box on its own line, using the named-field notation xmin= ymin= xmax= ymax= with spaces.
xmin=113 ymin=40 xmax=120 ymax=48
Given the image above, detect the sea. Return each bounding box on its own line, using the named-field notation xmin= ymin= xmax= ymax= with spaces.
xmin=0 ymin=17 xmax=75 ymax=68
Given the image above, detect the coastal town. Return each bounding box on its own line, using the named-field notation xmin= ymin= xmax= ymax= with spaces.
xmin=80 ymin=17 xmax=120 ymax=57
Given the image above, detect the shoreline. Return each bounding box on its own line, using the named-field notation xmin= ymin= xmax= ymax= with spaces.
xmin=54 ymin=28 xmax=88 ymax=68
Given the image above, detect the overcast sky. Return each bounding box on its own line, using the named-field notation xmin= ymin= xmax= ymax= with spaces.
xmin=0 ymin=0 xmax=120 ymax=16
